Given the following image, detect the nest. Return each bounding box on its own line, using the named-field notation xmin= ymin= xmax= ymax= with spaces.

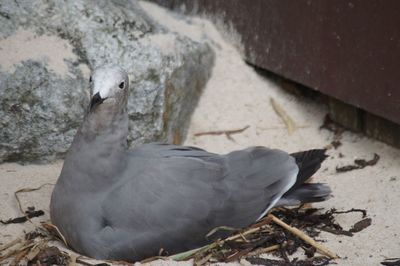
xmin=0 ymin=206 xmax=371 ymax=266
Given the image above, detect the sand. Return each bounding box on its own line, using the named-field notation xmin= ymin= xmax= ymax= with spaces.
xmin=0 ymin=29 xmax=77 ymax=76
xmin=0 ymin=1 xmax=399 ymax=265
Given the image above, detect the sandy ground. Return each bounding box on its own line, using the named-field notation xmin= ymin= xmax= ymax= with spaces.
xmin=1 ymin=1 xmax=400 ymax=265
xmin=0 ymin=29 xmax=79 ymax=76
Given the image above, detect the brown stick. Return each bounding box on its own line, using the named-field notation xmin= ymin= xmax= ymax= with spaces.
xmin=268 ymin=214 xmax=338 ymax=259
xmin=246 ymin=244 xmax=280 ymax=257
xmin=225 ymin=226 xmax=264 ymax=242
xmin=24 ymin=244 xmax=44 ymax=261
xmin=10 ymin=248 xmax=29 ymax=266
xmin=68 ymin=254 xmax=77 ymax=266
xmin=42 ymin=223 xmax=69 ymax=247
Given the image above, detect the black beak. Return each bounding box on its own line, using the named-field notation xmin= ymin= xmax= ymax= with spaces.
xmin=89 ymin=92 xmax=105 ymax=111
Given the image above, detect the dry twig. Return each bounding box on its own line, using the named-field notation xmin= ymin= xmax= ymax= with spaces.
xmin=194 ymin=125 xmax=250 ymax=141
xmin=246 ymin=244 xmax=280 ymax=257
xmin=9 ymin=248 xmax=29 ymax=266
xmin=68 ymin=254 xmax=78 ymax=266
xmin=268 ymin=214 xmax=338 ymax=259
xmin=42 ymin=222 xmax=69 ymax=246
xmin=25 ymin=244 xmax=44 ymax=261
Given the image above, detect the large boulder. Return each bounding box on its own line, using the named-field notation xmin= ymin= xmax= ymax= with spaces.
xmin=0 ymin=0 xmax=214 ymax=163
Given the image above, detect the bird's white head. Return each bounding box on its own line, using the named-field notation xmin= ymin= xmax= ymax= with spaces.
xmin=88 ymin=65 xmax=129 ymax=112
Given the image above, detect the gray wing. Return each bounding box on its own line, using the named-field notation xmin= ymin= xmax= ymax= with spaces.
xmin=100 ymin=144 xmax=298 ymax=260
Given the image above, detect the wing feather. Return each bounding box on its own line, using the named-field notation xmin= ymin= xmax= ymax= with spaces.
xmin=101 ymin=144 xmax=298 ymax=257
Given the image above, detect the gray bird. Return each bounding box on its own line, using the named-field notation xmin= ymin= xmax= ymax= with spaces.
xmin=50 ymin=65 xmax=331 ymax=262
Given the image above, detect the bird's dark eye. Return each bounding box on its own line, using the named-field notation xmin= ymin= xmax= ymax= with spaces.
xmin=119 ymin=81 xmax=125 ymax=89
xmin=89 ymin=76 xmax=92 ymax=83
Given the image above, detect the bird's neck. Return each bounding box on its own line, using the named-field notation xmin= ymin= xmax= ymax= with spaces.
xmin=59 ymin=108 xmax=129 ymax=190
xmin=79 ymin=106 xmax=129 ymax=149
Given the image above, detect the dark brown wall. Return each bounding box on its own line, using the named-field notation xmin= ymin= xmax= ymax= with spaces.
xmin=152 ymin=0 xmax=400 ymax=125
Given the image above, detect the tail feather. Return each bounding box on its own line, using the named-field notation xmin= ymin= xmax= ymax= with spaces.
xmin=277 ymin=183 xmax=331 ymax=206
xmin=277 ymin=149 xmax=330 ymax=206
xmin=289 ymin=149 xmax=328 ymax=191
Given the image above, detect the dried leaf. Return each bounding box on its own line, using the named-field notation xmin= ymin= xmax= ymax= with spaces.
xmin=349 ymin=218 xmax=372 ymax=233
xmin=270 ymin=98 xmax=297 ymax=135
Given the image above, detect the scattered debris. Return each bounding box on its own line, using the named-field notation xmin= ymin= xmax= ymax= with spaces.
xmin=331 ymin=208 xmax=367 ymax=217
xmin=0 ymin=226 xmax=115 ymax=266
xmin=14 ymin=183 xmax=54 ymax=214
xmin=270 ymin=98 xmax=297 ymax=135
xmin=319 ymin=226 xmax=353 ymax=237
xmin=349 ymin=218 xmax=372 ymax=233
xmin=0 ymin=207 xmax=44 ymax=224
xmin=246 ymin=256 xmax=331 ymax=266
xmin=0 ymin=207 xmax=371 ymax=265
xmin=28 ymin=246 xmax=69 ymax=266
xmin=194 ymin=125 xmax=250 ymax=141
xmin=354 ymin=153 xmax=380 ymax=167
xmin=336 ymin=153 xmax=380 ymax=173
xmin=336 ymin=163 xmax=355 ymax=173
xmin=330 ymin=140 xmax=342 ymax=149
xmin=381 ymin=258 xmax=400 ymax=266
xmin=320 ymin=115 xmax=345 ymax=150
xmin=331 ymin=208 xmax=367 ymax=218
xmin=41 ymin=223 xmax=68 ymax=246
xmin=167 ymin=207 xmax=371 ymax=265
xmin=317 ymin=208 xmax=371 ymax=236
xmin=268 ymin=214 xmax=337 ymax=259
xmin=320 ymin=114 xmax=345 ymax=137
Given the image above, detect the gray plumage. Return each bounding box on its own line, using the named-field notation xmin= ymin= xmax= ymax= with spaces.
xmin=50 ymin=65 xmax=331 ymax=262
